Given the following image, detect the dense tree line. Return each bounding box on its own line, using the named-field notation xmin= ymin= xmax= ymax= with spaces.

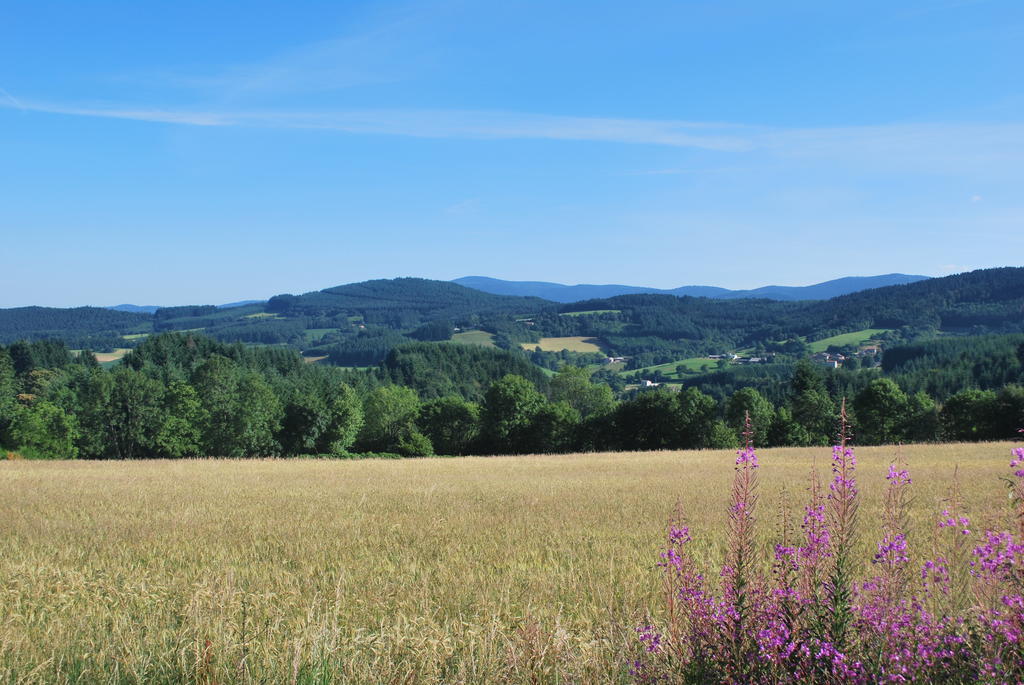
xmin=382 ymin=342 xmax=549 ymax=402
xmin=323 ymin=329 xmax=415 ymax=366
xmin=3 ymin=335 xmax=1022 ymax=461
xmin=0 ymin=336 xmax=368 ymax=459
xmin=526 ymin=348 xmax=606 ymax=372
xmin=881 ymin=334 xmax=1024 ymax=399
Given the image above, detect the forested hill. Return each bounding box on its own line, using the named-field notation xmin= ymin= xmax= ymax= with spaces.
xmin=0 ymin=307 xmax=150 ymax=345
xmin=0 ymin=279 xmax=551 ymax=345
xmin=266 ymin=278 xmax=552 ymax=322
xmin=803 ymin=266 xmax=1024 ymax=331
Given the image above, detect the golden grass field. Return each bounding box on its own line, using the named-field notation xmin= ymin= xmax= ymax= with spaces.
xmin=519 ymin=337 xmax=602 ymax=353
xmin=0 ymin=442 xmax=1020 ymax=684
xmin=92 ymin=349 xmax=131 ymax=364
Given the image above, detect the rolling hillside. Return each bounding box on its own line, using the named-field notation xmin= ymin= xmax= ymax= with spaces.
xmin=0 ymin=306 xmax=151 ymax=345
xmin=1 ymin=269 xmax=1021 ymax=366
xmin=267 ymin=278 xmax=551 ymax=321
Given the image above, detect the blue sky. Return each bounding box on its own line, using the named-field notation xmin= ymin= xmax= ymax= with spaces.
xmin=1 ymin=0 xmax=1022 ymax=307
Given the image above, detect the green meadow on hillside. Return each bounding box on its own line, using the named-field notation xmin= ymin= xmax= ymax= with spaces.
xmin=619 ymin=356 xmax=715 ymax=379
xmin=450 ymin=330 xmax=498 ymax=347
xmin=807 ymin=328 xmax=891 ymax=353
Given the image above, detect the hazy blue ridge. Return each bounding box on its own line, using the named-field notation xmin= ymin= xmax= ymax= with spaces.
xmin=217 ymin=300 xmax=264 ymax=309
xmin=107 ymin=300 xmax=264 ymax=313
xmin=107 ymin=304 xmax=161 ymax=314
xmin=453 ymin=274 xmax=931 ymax=303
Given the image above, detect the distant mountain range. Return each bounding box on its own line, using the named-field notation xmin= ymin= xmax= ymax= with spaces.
xmin=100 ymin=275 xmax=929 ymax=314
xmin=107 ymin=300 xmax=263 ymax=314
xmin=452 ymin=274 xmax=931 ymax=303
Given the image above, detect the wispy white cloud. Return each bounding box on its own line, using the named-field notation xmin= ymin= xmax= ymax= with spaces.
xmin=6 ymin=100 xmax=230 ymax=126
xmin=4 ymin=96 xmax=1024 ymax=173
xmin=624 ymin=166 xmax=741 ymax=176
xmin=1 ymin=99 xmax=753 ymax=150
xmin=763 ymin=122 xmax=1024 ymax=168
xmin=0 ymin=86 xmax=25 ymax=110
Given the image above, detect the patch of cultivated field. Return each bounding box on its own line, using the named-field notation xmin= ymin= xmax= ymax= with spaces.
xmin=0 ymin=443 xmax=1018 ymax=683
xmin=93 ymin=348 xmax=131 ymax=364
xmin=450 ymin=330 xmax=498 ymax=347
xmin=807 ymin=328 xmax=891 ymax=353
xmin=520 ymin=336 xmax=602 ymax=353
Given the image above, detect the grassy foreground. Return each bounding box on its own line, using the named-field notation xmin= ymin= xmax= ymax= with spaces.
xmin=0 ymin=443 xmax=1019 ymax=683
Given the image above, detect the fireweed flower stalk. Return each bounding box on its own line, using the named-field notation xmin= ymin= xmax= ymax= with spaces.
xmin=769 ymin=490 xmax=803 ymax=661
xmin=852 ymin=456 xmax=971 ymax=681
xmin=823 ymin=401 xmax=858 ymax=650
xmin=968 ymin=445 xmax=1024 ymax=675
xmin=720 ymin=413 xmax=771 ymax=680
xmin=903 ymin=483 xmax=977 ymax=681
xmin=638 ymin=508 xmax=721 ymax=683
xmin=633 ymin=414 xmax=776 ymax=683
xmin=797 ymin=469 xmax=830 ymax=610
xmin=872 ymin=457 xmax=912 ymax=605
xmin=714 ymin=423 xmax=785 ymax=682
xmin=1012 ymin=443 xmax=1024 ymax=538
xmin=762 ymin=469 xmax=836 ymax=678
xmin=854 ymin=458 xmax=911 ymax=661
xmin=926 ymin=474 xmax=974 ymax=617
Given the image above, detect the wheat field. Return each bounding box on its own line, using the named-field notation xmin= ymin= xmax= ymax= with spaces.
xmin=0 ymin=443 xmax=1019 ymax=684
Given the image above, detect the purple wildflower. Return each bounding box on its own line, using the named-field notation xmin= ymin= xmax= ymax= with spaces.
xmin=887 ymin=463 xmax=912 ymax=486
xmin=1011 ymin=447 xmax=1024 ymax=478
xmin=938 ymin=510 xmax=971 ymax=536
xmin=636 ymin=625 xmax=664 ymax=653
xmin=735 ymin=445 xmax=759 ymax=468
xmin=874 ymin=533 xmax=910 ymax=567
xmin=668 ymin=525 xmax=691 ymax=546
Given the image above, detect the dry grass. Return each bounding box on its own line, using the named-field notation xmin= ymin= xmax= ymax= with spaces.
xmin=0 ymin=442 xmax=1019 ymax=683
xmin=92 ymin=349 xmax=131 ymax=364
xmin=519 ymin=337 xmax=602 ymax=353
